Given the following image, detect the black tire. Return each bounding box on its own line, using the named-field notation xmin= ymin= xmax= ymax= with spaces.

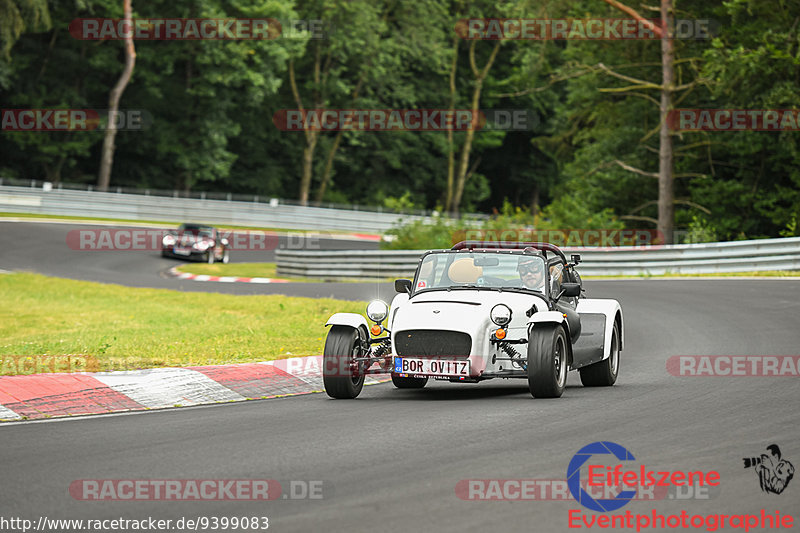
xmin=579 ymin=320 xmax=620 ymax=387
xmin=391 ymin=374 xmax=428 ymax=389
xmin=323 ymin=326 xmax=366 ymax=399
xmin=527 ymin=324 xmax=568 ymax=398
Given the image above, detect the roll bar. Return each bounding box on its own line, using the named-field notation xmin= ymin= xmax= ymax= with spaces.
xmin=450 ymin=240 xmax=567 ymax=262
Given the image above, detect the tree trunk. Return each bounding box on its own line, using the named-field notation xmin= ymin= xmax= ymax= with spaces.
xmin=289 ymin=55 xmax=323 ymax=206
xmin=452 ymin=41 xmax=500 ymax=215
xmin=97 ymin=0 xmax=135 ymax=191
xmin=315 ymin=131 xmax=342 ymax=203
xmin=314 ymin=74 xmax=365 ymax=203
xmin=444 ymin=36 xmax=459 ymax=213
xmin=300 ymin=135 xmax=318 ymax=205
xmin=530 ymin=183 xmax=540 ymax=217
xmin=658 ymin=0 xmax=675 ymax=244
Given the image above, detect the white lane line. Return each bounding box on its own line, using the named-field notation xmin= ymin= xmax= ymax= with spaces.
xmin=0 ymin=404 xmax=22 ymax=420
xmin=92 ymin=368 xmax=245 ymax=409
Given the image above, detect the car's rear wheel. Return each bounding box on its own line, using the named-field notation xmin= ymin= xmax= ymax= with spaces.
xmin=323 ymin=326 xmax=366 ymax=399
xmin=391 ymin=374 xmax=428 ymax=389
xmin=579 ymin=321 xmax=620 ymax=387
xmin=527 ymin=324 xmax=568 ymax=398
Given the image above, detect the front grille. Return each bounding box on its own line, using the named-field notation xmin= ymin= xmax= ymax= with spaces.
xmin=394 ymin=330 xmax=471 ymax=358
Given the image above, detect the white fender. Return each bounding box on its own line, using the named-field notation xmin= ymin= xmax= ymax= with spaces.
xmin=576 ymin=298 xmax=623 ymax=359
xmin=326 ymin=313 xmax=368 ymax=331
xmin=527 ymin=311 xmax=567 ymax=326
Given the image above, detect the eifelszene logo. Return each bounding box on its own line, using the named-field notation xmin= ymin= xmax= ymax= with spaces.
xmin=743 ymin=444 xmax=795 ymax=495
xmin=566 ymin=441 xmax=721 ymax=512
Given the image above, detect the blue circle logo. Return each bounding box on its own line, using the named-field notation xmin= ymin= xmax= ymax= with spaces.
xmin=567 ymin=441 xmax=637 ymax=512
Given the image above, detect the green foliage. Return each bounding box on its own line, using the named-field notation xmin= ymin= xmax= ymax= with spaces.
xmin=683 ymin=215 xmax=719 ymax=244
xmin=0 ymin=0 xmax=798 ymax=241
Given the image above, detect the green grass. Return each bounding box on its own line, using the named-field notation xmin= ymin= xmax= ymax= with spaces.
xmin=0 ymin=273 xmax=366 ymax=374
xmin=0 ymin=212 xmax=380 ymax=236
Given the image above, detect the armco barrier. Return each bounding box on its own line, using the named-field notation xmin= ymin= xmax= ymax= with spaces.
xmin=0 ymin=184 xmax=431 ymax=233
xmin=275 ymin=237 xmax=800 ymax=279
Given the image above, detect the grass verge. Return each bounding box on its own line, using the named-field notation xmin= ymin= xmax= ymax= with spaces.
xmin=0 ymin=273 xmax=365 ymax=374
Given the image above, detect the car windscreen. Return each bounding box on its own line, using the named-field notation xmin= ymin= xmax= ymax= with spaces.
xmin=414 ymin=252 xmax=547 ymax=293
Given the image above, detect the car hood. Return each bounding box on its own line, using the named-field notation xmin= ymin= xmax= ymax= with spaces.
xmin=391 ymin=289 xmax=544 ymax=336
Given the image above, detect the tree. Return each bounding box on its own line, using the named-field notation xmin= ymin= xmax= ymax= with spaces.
xmin=97 ymin=0 xmax=135 ymax=191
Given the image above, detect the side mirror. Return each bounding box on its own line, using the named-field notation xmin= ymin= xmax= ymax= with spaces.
xmin=561 ymin=282 xmax=581 ymax=297
xmin=571 ymin=254 xmax=581 ymax=265
xmin=395 ymin=279 xmax=412 ymax=294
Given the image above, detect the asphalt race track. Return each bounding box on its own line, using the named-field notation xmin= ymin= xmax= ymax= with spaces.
xmin=2 ymin=220 xmax=800 ymax=532
xmin=0 ymin=220 xmax=393 ymax=300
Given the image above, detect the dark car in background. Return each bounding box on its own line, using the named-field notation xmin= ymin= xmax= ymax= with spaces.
xmin=161 ymin=223 xmax=229 ymax=263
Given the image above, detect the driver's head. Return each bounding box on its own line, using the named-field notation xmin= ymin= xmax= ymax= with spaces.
xmin=518 ymin=254 xmax=544 ymax=289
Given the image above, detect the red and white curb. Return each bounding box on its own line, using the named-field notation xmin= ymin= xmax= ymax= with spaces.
xmin=168 ymin=266 xmax=290 ymax=284
xmin=0 ymin=356 xmax=389 ymax=422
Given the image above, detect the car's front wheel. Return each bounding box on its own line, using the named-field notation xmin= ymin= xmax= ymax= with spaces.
xmin=527 ymin=324 xmax=568 ymax=398
xmin=391 ymin=374 xmax=428 ymax=389
xmin=205 ymin=249 xmax=215 ymax=264
xmin=221 ymin=249 xmax=230 ymax=264
xmin=323 ymin=326 xmax=366 ymax=399
xmin=579 ymin=321 xmax=620 ymax=387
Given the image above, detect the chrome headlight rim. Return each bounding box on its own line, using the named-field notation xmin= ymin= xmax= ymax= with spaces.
xmin=490 ymin=304 xmax=512 ymax=327
xmin=366 ymin=300 xmax=389 ymax=323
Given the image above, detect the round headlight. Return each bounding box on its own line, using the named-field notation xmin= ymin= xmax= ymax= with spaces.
xmin=490 ymin=304 xmax=512 ymax=326
xmin=162 ymin=234 xmax=175 ymax=246
xmin=366 ymin=300 xmax=389 ymax=323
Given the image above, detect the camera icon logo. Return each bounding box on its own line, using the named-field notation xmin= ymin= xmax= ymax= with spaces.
xmin=742 ymin=444 xmax=794 ymax=495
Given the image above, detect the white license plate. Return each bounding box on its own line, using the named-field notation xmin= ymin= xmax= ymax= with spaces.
xmin=173 ymin=247 xmax=191 ymax=256
xmin=393 ymin=357 xmax=470 ymax=377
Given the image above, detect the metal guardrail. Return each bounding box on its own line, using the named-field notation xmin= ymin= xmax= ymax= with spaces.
xmin=275 ymin=237 xmax=800 ymax=279
xmin=0 ymin=184 xmax=431 ymax=233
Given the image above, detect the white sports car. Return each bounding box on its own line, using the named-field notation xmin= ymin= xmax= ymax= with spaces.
xmin=322 ymin=241 xmax=623 ymax=399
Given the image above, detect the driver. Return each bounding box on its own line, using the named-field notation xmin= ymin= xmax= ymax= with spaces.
xmin=518 ymin=254 xmax=545 ymax=291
